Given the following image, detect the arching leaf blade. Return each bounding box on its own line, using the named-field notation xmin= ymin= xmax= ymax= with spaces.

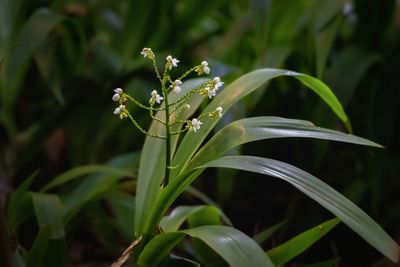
xmin=188 ymin=116 xmax=381 ymax=169
xmin=201 ymin=156 xmax=400 ymax=263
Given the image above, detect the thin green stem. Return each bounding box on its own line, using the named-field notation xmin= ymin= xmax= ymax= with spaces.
xmin=126 ymin=112 xmax=165 ymax=139
xmin=161 ymin=77 xmax=171 ymax=187
xmin=124 ymin=94 xmax=162 ymax=111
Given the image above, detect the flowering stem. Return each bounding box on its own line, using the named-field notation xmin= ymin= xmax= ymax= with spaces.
xmin=161 ymin=79 xmax=171 ymax=187
xmin=126 ymin=112 xmax=165 ymax=139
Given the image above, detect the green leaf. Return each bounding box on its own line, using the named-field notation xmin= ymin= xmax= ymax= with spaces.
xmin=42 ymin=165 xmax=133 ymax=192
xmin=61 ymin=151 xmax=139 ymax=222
xmin=135 ymin=79 xmax=207 ymax=234
xmin=32 ymin=193 xmax=65 ymax=239
xmin=137 ymin=232 xmax=185 ymax=265
xmin=5 ymin=171 xmax=38 ymax=229
xmin=266 ymin=218 xmax=340 ymax=265
xmin=138 ymin=226 xmax=275 ymax=267
xmin=182 ymin=226 xmax=275 ymax=267
xmin=188 ymin=116 xmax=380 ymax=169
xmin=25 ymin=225 xmax=52 ymax=267
xmin=253 ymin=221 xmax=286 ymax=245
xmin=4 ymin=8 xmax=63 ymax=111
xmin=201 ymin=156 xmax=400 ymax=262
xmin=0 ymin=0 xmax=24 ymax=57
xmin=168 ymin=255 xmax=201 ymax=267
xmin=160 ymin=205 xmax=206 ymax=233
xmin=171 ymin=68 xmax=350 ymax=180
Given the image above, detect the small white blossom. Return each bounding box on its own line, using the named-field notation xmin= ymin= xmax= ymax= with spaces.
xmin=184 ymin=104 xmax=191 ymax=109
xmin=173 ymin=86 xmax=181 ymax=93
xmin=173 ymin=79 xmax=182 ymax=93
xmin=141 ymin=47 xmax=154 ymax=59
xmin=112 ymin=94 xmax=120 ymax=102
xmin=151 ymin=90 xmax=164 ymax=104
xmin=201 ymin=61 xmax=210 ymax=74
xmin=213 ymin=77 xmax=224 ymax=90
xmin=112 ymin=88 xmax=123 ymax=101
xmin=205 ymin=86 xmax=216 ymax=99
xmin=216 ymin=106 xmax=223 ymax=118
xmin=114 ymin=104 xmax=125 ymax=115
xmin=191 ymin=118 xmax=203 ymax=133
xmin=166 ymin=55 xmax=179 ymax=70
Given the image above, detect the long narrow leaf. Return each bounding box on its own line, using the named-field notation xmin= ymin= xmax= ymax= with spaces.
xmin=138 ymin=226 xmax=275 ymax=267
xmin=32 ymin=193 xmax=64 ymax=239
xmin=188 ymin=116 xmax=380 ymax=169
xmin=171 ymin=69 xmax=349 ymax=180
xmin=266 ymin=218 xmax=340 ymax=265
xmin=201 ymin=156 xmax=400 ymax=262
xmin=182 ymin=226 xmax=275 ymax=267
xmin=42 ymin=165 xmax=133 ymax=192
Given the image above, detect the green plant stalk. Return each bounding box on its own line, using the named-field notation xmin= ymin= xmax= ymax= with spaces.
xmin=162 ymin=79 xmax=171 ymax=187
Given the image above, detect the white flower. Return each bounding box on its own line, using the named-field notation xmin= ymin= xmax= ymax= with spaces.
xmin=166 ymin=55 xmax=179 ymax=70
xmin=114 ymin=104 xmax=125 ymax=115
xmin=205 ymin=86 xmax=216 ymax=99
xmin=191 ymin=118 xmax=203 ymax=133
xmin=213 ymin=77 xmax=224 ymax=90
xmin=173 ymin=86 xmax=181 ymax=93
xmin=201 ymin=61 xmax=210 ymax=74
xmin=184 ymin=104 xmax=191 ymax=109
xmin=173 ymin=79 xmax=182 ymax=93
xmin=216 ymin=106 xmax=223 ymax=118
xmin=112 ymin=94 xmax=120 ymax=101
xmin=112 ymin=88 xmax=123 ymax=101
xmin=140 ymin=47 xmax=151 ymax=58
xmin=151 ymin=90 xmax=164 ymax=104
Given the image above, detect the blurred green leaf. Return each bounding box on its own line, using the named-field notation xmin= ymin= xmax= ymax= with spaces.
xmin=0 ymin=0 xmax=23 ymax=57
xmin=201 ymin=156 xmax=400 ymax=262
xmin=62 ymin=151 xmax=140 ymax=222
xmin=32 ymin=193 xmax=65 ymax=239
xmin=5 ymin=171 xmax=38 ymax=230
xmin=266 ymin=218 xmax=340 ymax=265
xmin=42 ymin=164 xmax=133 ymax=192
xmin=253 ymin=221 xmax=286 ymax=245
xmin=4 ymin=8 xmax=63 ymax=111
xmin=25 ymin=225 xmax=52 ymax=267
xmin=315 ymin=15 xmax=341 ymax=78
xmin=326 ymin=47 xmax=380 ymax=106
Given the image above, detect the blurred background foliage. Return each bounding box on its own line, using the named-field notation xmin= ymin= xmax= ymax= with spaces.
xmin=0 ymin=0 xmax=399 ymax=266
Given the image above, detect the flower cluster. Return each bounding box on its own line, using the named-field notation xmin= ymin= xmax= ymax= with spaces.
xmin=203 ymin=77 xmax=224 ymax=99
xmin=112 ymin=48 xmax=225 ymax=135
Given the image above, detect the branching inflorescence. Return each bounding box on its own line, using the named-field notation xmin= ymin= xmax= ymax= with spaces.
xmin=112 ymin=48 xmax=224 ymax=186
